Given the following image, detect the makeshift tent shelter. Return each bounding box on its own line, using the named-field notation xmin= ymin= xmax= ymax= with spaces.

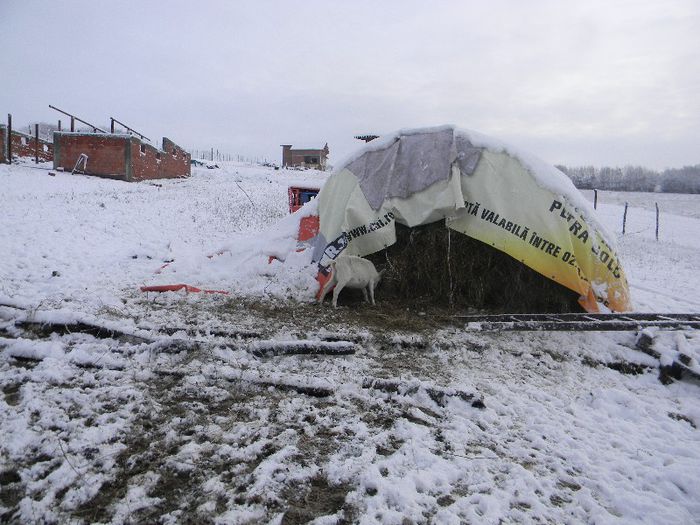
xmin=310 ymin=126 xmax=631 ymax=313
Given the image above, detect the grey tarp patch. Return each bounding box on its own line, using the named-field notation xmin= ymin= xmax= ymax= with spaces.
xmin=455 ymin=133 xmax=482 ymax=175
xmin=346 ymin=138 xmax=401 ymax=210
xmin=347 ymin=128 xmax=482 ymax=210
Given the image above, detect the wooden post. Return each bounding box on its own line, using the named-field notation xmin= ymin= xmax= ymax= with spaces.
xmin=622 ymin=202 xmax=628 ymax=235
xmin=7 ymin=113 xmax=12 ymax=164
xmin=655 ymin=203 xmax=659 ymax=241
xmin=70 ymin=117 xmax=75 ymax=132
xmin=210 ymin=147 xmax=214 ymax=161
xmin=34 ymin=123 xmax=39 ymax=164
xmin=110 ymin=118 xmax=115 ymax=133
xmin=58 ymin=120 xmax=62 ymax=131
xmin=593 ymin=189 xmax=598 ymax=209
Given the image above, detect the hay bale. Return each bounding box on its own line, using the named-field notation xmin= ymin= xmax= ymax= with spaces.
xmin=366 ymin=221 xmax=583 ymax=313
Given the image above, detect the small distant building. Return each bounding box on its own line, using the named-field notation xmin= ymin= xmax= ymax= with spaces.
xmin=53 ymin=132 xmax=190 ymax=181
xmin=1 ymin=124 xmax=54 ymax=163
xmin=354 ymin=134 xmax=379 ymax=143
xmin=281 ymin=143 xmax=329 ymax=170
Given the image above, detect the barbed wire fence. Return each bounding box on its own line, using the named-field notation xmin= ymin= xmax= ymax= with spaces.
xmin=187 ymin=148 xmax=273 ymax=165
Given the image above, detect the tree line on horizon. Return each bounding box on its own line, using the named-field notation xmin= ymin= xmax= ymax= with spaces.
xmin=555 ymin=164 xmax=700 ymax=194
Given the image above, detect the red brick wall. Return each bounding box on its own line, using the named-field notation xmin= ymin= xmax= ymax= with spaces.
xmin=1 ymin=126 xmax=53 ymax=162
xmin=158 ymin=137 xmax=190 ymax=179
xmin=130 ymin=137 xmax=190 ymax=181
xmin=282 ymin=145 xmax=292 ymax=166
xmin=12 ymin=132 xmax=54 ymax=162
xmin=53 ymin=133 xmax=129 ymax=179
xmin=290 ymin=150 xmax=322 ymax=167
xmin=130 ymin=139 xmax=161 ymax=181
xmin=54 ymin=133 xmax=190 ymax=181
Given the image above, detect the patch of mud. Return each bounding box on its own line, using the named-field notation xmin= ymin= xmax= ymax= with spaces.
xmin=281 ymin=476 xmax=353 ymax=524
xmin=2 ymin=382 xmax=21 ymax=406
xmin=581 ymin=356 xmax=653 ymax=375
xmin=216 ymin=296 xmax=455 ymax=334
xmin=0 ymin=469 xmax=23 ymax=521
xmin=72 ymin=355 xmax=371 ymax=523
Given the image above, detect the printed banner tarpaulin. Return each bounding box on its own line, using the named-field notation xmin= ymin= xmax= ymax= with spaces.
xmin=312 ymin=126 xmax=631 ymax=313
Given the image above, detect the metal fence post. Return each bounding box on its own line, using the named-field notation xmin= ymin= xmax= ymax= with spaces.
xmin=35 ymin=123 xmax=39 ymax=164
xmin=7 ymin=113 xmax=12 ymax=164
xmin=655 ymin=203 xmax=659 ymax=241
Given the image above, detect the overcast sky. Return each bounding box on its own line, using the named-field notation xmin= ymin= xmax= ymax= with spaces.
xmin=1 ymin=0 xmax=698 ymax=169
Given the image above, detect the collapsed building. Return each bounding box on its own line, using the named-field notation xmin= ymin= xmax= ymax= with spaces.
xmin=52 ymin=132 xmax=190 ymax=181
xmin=3 ymin=107 xmax=190 ymax=181
xmin=0 ymin=125 xmax=54 ymax=163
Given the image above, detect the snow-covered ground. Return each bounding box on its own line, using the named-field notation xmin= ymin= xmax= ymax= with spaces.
xmin=0 ymin=161 xmax=328 ymax=312
xmin=1 ymin=162 xmax=699 ymax=523
xmin=579 ymin=190 xmax=700 ymax=312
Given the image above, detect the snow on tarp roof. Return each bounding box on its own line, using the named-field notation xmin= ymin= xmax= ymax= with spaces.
xmin=332 ymin=124 xmax=614 ymax=248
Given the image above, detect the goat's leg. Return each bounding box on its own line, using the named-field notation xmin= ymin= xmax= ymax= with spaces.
xmin=369 ymin=281 xmax=376 ymax=305
xmin=332 ymin=280 xmax=346 ymax=308
xmin=362 ymin=288 xmax=369 ymax=303
xmin=318 ymin=279 xmax=334 ymax=304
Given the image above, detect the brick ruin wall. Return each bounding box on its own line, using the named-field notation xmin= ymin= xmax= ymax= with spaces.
xmin=53 ymin=132 xmax=190 ymax=181
xmin=53 ymin=133 xmax=131 ymax=179
xmin=1 ymin=125 xmax=54 ymax=163
xmin=130 ymin=137 xmax=190 ymax=181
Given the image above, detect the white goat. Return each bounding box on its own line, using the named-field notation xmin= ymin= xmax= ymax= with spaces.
xmin=319 ymin=255 xmax=384 ymax=308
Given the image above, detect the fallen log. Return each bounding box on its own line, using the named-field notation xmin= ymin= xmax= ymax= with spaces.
xmin=15 ymin=320 xmax=150 ymax=344
xmin=158 ymin=326 xmax=263 ymax=340
xmin=461 ymin=312 xmax=700 ymax=332
xmin=211 ymin=370 xmax=484 ymax=407
xmin=0 ymin=302 xmax=27 ymax=311
xmin=250 ymin=339 xmax=356 ymax=358
xmin=4 ymin=351 xmax=126 ymax=371
xmin=360 ymin=377 xmax=485 ymax=408
xmin=316 ymin=332 xmax=369 ymax=344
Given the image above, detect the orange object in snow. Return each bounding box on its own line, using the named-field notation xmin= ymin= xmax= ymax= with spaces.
xmin=140 ymin=284 xmax=229 ymax=295
xmin=268 ymin=214 xmax=320 ymax=264
xmin=298 ymin=215 xmax=319 ymax=241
